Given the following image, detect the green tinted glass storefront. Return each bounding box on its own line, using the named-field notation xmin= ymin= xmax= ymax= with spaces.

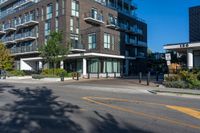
xmin=88 ymin=58 xmax=121 ymax=73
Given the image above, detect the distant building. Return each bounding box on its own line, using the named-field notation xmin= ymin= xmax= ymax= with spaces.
xmin=164 ymin=5 xmax=200 ymax=69
xmin=0 ymin=0 xmax=148 ymax=76
xmin=189 ymin=6 xmax=200 ymax=42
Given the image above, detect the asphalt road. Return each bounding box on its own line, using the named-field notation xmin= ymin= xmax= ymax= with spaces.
xmin=0 ymin=80 xmax=200 ymax=133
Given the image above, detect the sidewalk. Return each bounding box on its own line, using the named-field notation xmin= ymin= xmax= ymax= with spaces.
xmin=1 ymin=77 xmax=200 ymax=98
xmin=0 ymin=78 xmax=60 ymax=84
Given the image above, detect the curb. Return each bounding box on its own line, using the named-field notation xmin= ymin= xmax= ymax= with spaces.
xmin=148 ymin=90 xmax=200 ymax=99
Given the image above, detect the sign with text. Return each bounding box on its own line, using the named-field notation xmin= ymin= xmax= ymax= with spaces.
xmin=167 ymin=60 xmax=171 ymax=66
xmin=165 ymin=53 xmax=171 ymax=61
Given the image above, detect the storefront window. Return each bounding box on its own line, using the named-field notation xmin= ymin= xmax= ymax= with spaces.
xmin=89 ymin=59 xmax=98 ymax=73
xmin=89 ymin=59 xmax=121 ymax=73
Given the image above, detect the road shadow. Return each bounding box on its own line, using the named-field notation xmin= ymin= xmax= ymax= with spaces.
xmin=90 ymin=111 xmax=153 ymax=133
xmin=0 ymin=87 xmax=83 ymax=133
xmin=0 ymin=83 xmax=14 ymax=93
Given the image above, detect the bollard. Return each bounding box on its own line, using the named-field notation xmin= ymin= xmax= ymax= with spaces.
xmin=72 ymin=72 xmax=75 ymax=80
xmin=88 ymin=72 xmax=90 ymax=79
xmin=147 ymin=72 xmax=150 ymax=86
xmin=139 ymin=72 xmax=142 ymax=83
xmin=2 ymin=71 xmax=6 ymax=79
xmin=60 ymin=72 xmax=64 ymax=82
xmin=97 ymin=72 xmax=100 ymax=79
xmin=120 ymin=71 xmax=123 ymax=78
xmin=77 ymin=72 xmax=79 ymax=80
xmin=156 ymin=72 xmax=159 ymax=82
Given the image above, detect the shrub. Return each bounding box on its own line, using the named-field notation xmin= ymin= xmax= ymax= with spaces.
xmin=42 ymin=68 xmax=66 ymax=76
xmin=178 ymin=70 xmax=189 ymax=81
xmin=65 ymin=72 xmax=72 ymax=77
xmin=8 ymin=70 xmax=25 ymax=76
xmin=163 ymin=81 xmax=189 ymax=89
xmin=41 ymin=68 xmax=72 ymax=77
xmin=165 ymin=75 xmax=180 ymax=81
xmin=197 ymin=72 xmax=200 ymax=81
xmin=23 ymin=70 xmax=38 ymax=75
xmin=164 ymin=69 xmax=200 ymax=89
xmin=192 ymin=68 xmax=200 ymax=74
xmin=32 ymin=74 xmax=45 ymax=79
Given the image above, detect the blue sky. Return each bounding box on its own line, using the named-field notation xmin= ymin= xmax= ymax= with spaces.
xmin=135 ymin=0 xmax=200 ymax=52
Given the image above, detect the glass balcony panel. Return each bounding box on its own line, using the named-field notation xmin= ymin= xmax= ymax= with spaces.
xmin=84 ymin=11 xmax=104 ymax=25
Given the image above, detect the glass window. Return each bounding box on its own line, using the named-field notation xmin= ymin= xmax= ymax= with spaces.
xmin=71 ymin=0 xmax=79 ymax=17
xmin=41 ymin=6 xmax=44 ymax=21
xmin=88 ymin=33 xmax=96 ymax=49
xmin=107 ymin=60 xmax=112 ymax=73
xmin=55 ymin=18 xmax=58 ymax=31
xmin=111 ymin=35 xmax=115 ymax=50
xmin=62 ymin=0 xmax=65 ymax=15
xmin=56 ymin=0 xmax=59 ymax=17
xmin=104 ymin=33 xmax=111 ymax=49
xmin=46 ymin=4 xmax=53 ymax=20
xmin=89 ymin=59 xmax=98 ymax=73
xmin=45 ymin=20 xmax=51 ymax=36
xmin=70 ymin=18 xmax=73 ymax=32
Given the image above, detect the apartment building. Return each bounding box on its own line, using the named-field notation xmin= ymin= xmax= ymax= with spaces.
xmin=0 ymin=0 xmax=147 ymax=77
xmin=164 ymin=6 xmax=200 ymax=69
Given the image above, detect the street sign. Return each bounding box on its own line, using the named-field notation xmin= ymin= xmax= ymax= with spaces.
xmin=167 ymin=60 xmax=171 ymax=66
xmin=165 ymin=53 xmax=171 ymax=61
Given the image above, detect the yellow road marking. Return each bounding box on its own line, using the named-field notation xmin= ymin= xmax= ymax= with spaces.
xmin=82 ymin=96 xmax=200 ymax=130
xmin=87 ymin=96 xmax=200 ymax=111
xmin=79 ymin=108 xmax=86 ymax=111
xmin=166 ymin=105 xmax=200 ymax=120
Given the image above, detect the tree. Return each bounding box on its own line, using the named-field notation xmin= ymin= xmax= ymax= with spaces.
xmin=39 ymin=31 xmax=69 ymax=75
xmin=0 ymin=42 xmax=13 ymax=71
xmin=147 ymin=48 xmax=153 ymax=58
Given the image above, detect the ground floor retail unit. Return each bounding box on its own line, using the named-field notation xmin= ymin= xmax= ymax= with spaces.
xmin=14 ymin=53 xmax=147 ymax=77
xmin=164 ymin=42 xmax=200 ymax=69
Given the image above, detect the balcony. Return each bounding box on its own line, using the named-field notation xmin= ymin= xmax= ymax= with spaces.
xmin=117 ymin=23 xmax=128 ymax=31
xmin=84 ymin=12 xmax=104 ymax=25
xmin=70 ymin=41 xmax=85 ymax=52
xmin=16 ymin=18 xmax=26 ymax=29
xmin=125 ymin=39 xmax=147 ymax=47
xmin=15 ymin=31 xmax=37 ymax=43
xmin=126 ymin=26 xmax=143 ymax=35
xmin=0 ymin=0 xmax=16 ymax=8
xmin=0 ymin=27 xmax=6 ymax=35
xmin=0 ymin=0 xmax=36 ymax=19
xmin=4 ymin=24 xmax=16 ymax=33
xmin=13 ymin=0 xmax=35 ymax=10
xmin=10 ymin=42 xmax=38 ymax=55
xmin=137 ymin=52 xmax=145 ymax=58
xmin=2 ymin=36 xmax=16 ymax=45
xmin=16 ymin=15 xmax=38 ymax=29
xmin=106 ymin=20 xmax=119 ymax=29
xmin=125 ymin=39 xmax=137 ymax=45
xmin=24 ymin=15 xmax=39 ymax=26
xmin=138 ymin=41 xmax=147 ymax=47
